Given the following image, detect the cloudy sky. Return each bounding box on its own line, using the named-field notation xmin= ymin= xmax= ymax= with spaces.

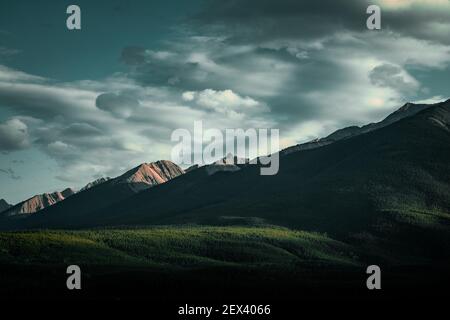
xmin=0 ymin=0 xmax=449 ymax=203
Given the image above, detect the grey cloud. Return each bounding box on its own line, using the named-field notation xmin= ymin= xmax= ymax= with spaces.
xmin=369 ymin=63 xmax=419 ymax=96
xmin=0 ymin=118 xmax=29 ymax=151
xmin=46 ymin=141 xmax=77 ymax=158
xmin=124 ymin=40 xmax=300 ymax=98
xmin=96 ymin=92 xmax=140 ymax=118
xmin=380 ymin=3 xmax=450 ymax=45
xmin=34 ymin=123 xmax=114 ymax=154
xmin=191 ymin=0 xmax=369 ymax=44
xmin=62 ymin=123 xmax=103 ymax=137
xmin=192 ymin=0 xmax=450 ymax=46
xmin=0 ymin=82 xmax=97 ymax=120
xmin=122 ymin=51 xmax=201 ymax=89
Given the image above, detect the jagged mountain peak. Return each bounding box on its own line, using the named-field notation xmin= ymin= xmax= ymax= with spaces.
xmin=2 ymin=187 xmax=75 ymax=217
xmin=116 ymin=160 xmax=184 ymax=192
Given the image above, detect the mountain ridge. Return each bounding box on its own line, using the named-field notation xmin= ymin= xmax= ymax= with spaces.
xmin=1 ymin=188 xmax=75 ymax=217
xmin=281 ymin=100 xmax=436 ymax=155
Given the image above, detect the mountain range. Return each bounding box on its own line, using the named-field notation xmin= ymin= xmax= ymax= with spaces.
xmin=0 ymin=160 xmax=184 ymax=218
xmin=1 ymin=99 xmax=450 ymax=260
xmin=0 ymin=153 xmax=248 ymax=218
xmin=1 ymin=188 xmax=75 ymax=217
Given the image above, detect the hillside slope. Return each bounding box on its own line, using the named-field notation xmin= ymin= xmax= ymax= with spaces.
xmin=282 ymin=102 xmax=430 ymax=155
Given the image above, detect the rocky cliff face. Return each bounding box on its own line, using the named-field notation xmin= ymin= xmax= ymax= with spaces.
xmin=2 ymin=188 xmax=75 ymax=217
xmin=115 ymin=160 xmax=185 ymax=192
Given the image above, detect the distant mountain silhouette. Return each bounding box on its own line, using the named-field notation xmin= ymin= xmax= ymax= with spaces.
xmin=5 ymin=98 xmax=449 ymax=255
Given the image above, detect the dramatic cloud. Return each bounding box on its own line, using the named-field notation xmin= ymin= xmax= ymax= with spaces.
xmin=0 ymin=118 xmax=29 ymax=151
xmin=96 ymin=92 xmax=141 ymax=118
xmin=0 ymin=64 xmax=275 ymax=184
xmin=374 ymin=0 xmax=450 ymax=45
xmin=192 ymin=0 xmax=450 ymax=46
xmin=369 ymin=63 xmax=420 ymax=96
xmin=191 ymin=0 xmax=369 ymax=44
xmin=1 ymin=0 xmax=449 ymax=194
xmin=121 ymin=35 xmax=450 ymax=141
xmin=182 ymin=89 xmax=267 ymax=119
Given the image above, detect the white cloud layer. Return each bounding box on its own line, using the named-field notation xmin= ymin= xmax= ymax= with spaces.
xmin=182 ymin=89 xmax=267 ymax=119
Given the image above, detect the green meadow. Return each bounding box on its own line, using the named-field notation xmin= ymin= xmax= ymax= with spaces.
xmin=0 ymin=225 xmax=359 ymax=269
